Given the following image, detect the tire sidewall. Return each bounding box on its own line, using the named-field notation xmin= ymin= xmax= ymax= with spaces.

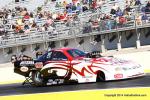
xmin=32 ymin=71 xmax=46 ymax=86
xmin=96 ymin=72 xmax=105 ymax=82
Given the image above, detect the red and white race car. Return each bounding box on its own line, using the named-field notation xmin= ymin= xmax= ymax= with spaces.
xmin=13 ymin=48 xmax=145 ymax=86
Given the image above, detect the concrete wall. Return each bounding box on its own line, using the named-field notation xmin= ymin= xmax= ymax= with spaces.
xmin=140 ymin=28 xmax=150 ymax=46
xmin=121 ymin=30 xmax=137 ymax=48
xmin=53 ymin=36 xmax=102 ymax=52
xmin=105 ymin=33 xmax=118 ymax=50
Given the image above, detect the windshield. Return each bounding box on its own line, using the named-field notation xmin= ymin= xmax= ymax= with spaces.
xmin=67 ymin=49 xmax=86 ymax=58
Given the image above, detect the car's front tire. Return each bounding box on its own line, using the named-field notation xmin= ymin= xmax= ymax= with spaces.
xmin=96 ymin=71 xmax=105 ymax=82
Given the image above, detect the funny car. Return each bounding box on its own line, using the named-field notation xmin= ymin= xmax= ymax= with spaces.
xmin=13 ymin=48 xmax=145 ymax=86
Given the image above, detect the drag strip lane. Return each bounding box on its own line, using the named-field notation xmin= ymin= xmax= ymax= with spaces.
xmin=0 ymin=75 xmax=150 ymax=96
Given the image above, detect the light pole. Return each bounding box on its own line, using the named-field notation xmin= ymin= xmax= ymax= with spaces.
xmin=134 ymin=6 xmax=141 ymax=49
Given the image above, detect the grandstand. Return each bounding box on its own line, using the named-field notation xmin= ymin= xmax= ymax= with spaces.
xmin=0 ymin=0 xmax=150 ymax=63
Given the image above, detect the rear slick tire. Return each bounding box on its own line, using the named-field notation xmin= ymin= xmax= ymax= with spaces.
xmin=31 ymin=71 xmax=47 ymax=86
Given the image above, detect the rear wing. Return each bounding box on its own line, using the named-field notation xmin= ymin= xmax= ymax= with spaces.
xmin=86 ymin=51 xmax=102 ymax=58
xmin=11 ymin=55 xmax=33 ymax=63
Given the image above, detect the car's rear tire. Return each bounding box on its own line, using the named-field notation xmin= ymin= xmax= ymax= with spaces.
xmin=96 ymin=71 xmax=105 ymax=82
xmin=31 ymin=71 xmax=47 ymax=86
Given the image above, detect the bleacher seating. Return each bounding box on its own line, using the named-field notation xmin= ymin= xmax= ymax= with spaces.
xmin=0 ymin=0 xmax=150 ymax=48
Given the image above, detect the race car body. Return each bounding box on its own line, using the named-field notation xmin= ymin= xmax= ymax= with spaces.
xmin=13 ymin=48 xmax=145 ymax=86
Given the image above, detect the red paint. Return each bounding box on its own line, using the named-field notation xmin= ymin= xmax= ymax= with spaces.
xmin=46 ymin=63 xmax=107 ymax=77
xmin=44 ymin=48 xmax=108 ymax=77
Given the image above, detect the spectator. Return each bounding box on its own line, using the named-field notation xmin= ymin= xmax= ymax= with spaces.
xmin=89 ymin=0 xmax=93 ymax=8
xmin=52 ymin=13 xmax=58 ymax=19
xmin=130 ymin=0 xmax=135 ymax=6
xmin=67 ymin=7 xmax=73 ymax=13
xmin=97 ymin=0 xmax=105 ymax=8
xmin=20 ymin=8 xmax=27 ymax=16
xmin=145 ymin=1 xmax=150 ymax=13
xmin=126 ymin=0 xmax=131 ymax=6
xmin=29 ymin=16 xmax=34 ymax=24
xmin=118 ymin=16 xmax=127 ymax=27
xmin=38 ymin=13 xmax=43 ymax=19
xmin=63 ymin=1 xmax=68 ymax=7
xmin=106 ymin=19 xmax=112 ymax=30
xmin=72 ymin=3 xmax=77 ymax=11
xmin=76 ymin=3 xmax=82 ymax=13
xmin=141 ymin=13 xmax=148 ymax=24
xmin=92 ymin=20 xmax=100 ymax=31
xmin=41 ymin=24 xmax=47 ymax=32
xmin=0 ymin=11 xmax=4 ymax=19
xmin=59 ymin=13 xmax=66 ymax=21
xmin=15 ymin=24 xmax=23 ymax=33
xmin=3 ymin=19 xmax=8 ymax=24
xmin=125 ymin=5 xmax=132 ymax=12
xmin=55 ymin=2 xmax=61 ymax=7
xmin=91 ymin=0 xmax=97 ymax=10
xmin=116 ymin=7 xmax=123 ymax=17
xmin=135 ymin=0 xmax=141 ymax=6
xmin=146 ymin=1 xmax=150 ymax=8
xmin=72 ymin=0 xmax=79 ymax=5
xmin=31 ymin=21 xmax=37 ymax=28
xmin=0 ymin=25 xmax=5 ymax=36
xmin=7 ymin=13 xmax=12 ymax=20
xmin=82 ymin=0 xmax=88 ymax=4
xmin=82 ymin=5 xmax=88 ymax=12
xmin=17 ymin=17 xmax=23 ymax=25
xmin=135 ymin=14 xmax=142 ymax=25
xmin=23 ymin=13 xmax=30 ymax=20
xmin=110 ymin=4 xmax=118 ymax=15
xmin=46 ymin=16 xmax=54 ymax=25
xmin=24 ymin=23 xmax=30 ymax=30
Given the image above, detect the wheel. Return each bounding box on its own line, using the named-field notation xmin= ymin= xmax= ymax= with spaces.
xmin=31 ymin=71 xmax=47 ymax=86
xmin=96 ymin=71 xmax=105 ymax=82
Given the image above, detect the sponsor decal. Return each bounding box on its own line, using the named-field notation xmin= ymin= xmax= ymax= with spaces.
xmin=82 ymin=76 xmax=93 ymax=78
xmin=114 ymin=74 xmax=123 ymax=79
xmin=93 ymin=57 xmax=129 ymax=65
xmin=20 ymin=61 xmax=34 ymax=65
xmin=20 ymin=66 xmax=29 ymax=72
xmin=35 ymin=62 xmax=43 ymax=68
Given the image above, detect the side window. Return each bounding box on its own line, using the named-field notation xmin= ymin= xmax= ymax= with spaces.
xmin=46 ymin=52 xmax=52 ymax=60
xmin=39 ymin=52 xmax=52 ymax=60
xmin=51 ymin=51 xmax=68 ymax=61
xmin=37 ymin=52 xmax=48 ymax=61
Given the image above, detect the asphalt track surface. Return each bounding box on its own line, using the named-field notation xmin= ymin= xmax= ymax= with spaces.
xmin=0 ymin=75 xmax=150 ymax=96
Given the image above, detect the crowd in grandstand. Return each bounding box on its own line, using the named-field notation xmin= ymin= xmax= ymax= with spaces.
xmin=0 ymin=0 xmax=150 ymax=40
